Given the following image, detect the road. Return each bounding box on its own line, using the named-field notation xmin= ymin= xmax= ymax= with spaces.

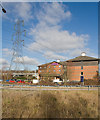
xmin=0 ymin=86 xmax=98 ymax=91
xmin=0 ymin=84 xmax=99 ymax=91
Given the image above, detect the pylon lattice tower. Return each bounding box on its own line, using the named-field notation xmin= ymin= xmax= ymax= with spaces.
xmin=9 ymin=19 xmax=26 ymax=71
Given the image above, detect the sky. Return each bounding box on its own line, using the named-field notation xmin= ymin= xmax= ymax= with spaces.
xmin=0 ymin=2 xmax=98 ymax=70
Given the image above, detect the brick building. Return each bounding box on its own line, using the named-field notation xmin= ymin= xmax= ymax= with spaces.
xmin=38 ymin=61 xmax=67 ymax=81
xmin=66 ymin=52 xmax=99 ymax=82
xmin=38 ymin=52 xmax=99 ymax=82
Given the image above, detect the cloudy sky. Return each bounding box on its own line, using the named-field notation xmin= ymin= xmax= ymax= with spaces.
xmin=1 ymin=2 xmax=98 ymax=70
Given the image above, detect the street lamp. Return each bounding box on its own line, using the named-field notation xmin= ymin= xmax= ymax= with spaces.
xmin=0 ymin=3 xmax=6 ymax=13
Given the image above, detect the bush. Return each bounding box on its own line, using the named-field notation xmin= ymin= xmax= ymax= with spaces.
xmin=84 ymin=79 xmax=100 ymax=85
xmin=38 ymin=80 xmax=55 ymax=86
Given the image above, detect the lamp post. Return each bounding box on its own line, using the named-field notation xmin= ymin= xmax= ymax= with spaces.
xmin=0 ymin=3 xmax=6 ymax=13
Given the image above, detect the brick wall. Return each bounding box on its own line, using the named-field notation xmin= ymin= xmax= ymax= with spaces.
xmin=38 ymin=62 xmax=64 ymax=80
xmin=38 ymin=60 xmax=99 ymax=81
xmin=67 ymin=61 xmax=98 ymax=81
xmin=47 ymin=63 xmax=64 ymax=75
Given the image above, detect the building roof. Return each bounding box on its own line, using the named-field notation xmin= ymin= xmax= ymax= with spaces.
xmin=59 ymin=61 xmax=67 ymax=66
xmin=38 ymin=61 xmax=67 ymax=67
xmin=38 ymin=62 xmax=50 ymax=67
xmin=38 ymin=55 xmax=99 ymax=67
xmin=67 ymin=56 xmax=99 ymax=62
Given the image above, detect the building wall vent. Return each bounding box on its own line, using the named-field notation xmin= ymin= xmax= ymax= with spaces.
xmin=81 ymin=52 xmax=86 ymax=56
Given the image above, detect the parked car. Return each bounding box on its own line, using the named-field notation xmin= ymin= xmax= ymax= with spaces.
xmin=6 ymin=79 xmax=9 ymax=82
xmin=17 ymin=80 xmax=25 ymax=83
xmin=9 ymin=79 xmax=16 ymax=83
xmin=33 ymin=79 xmax=39 ymax=84
xmin=53 ymin=78 xmax=63 ymax=83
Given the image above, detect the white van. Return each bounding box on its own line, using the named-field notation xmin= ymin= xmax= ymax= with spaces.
xmin=33 ymin=79 xmax=39 ymax=84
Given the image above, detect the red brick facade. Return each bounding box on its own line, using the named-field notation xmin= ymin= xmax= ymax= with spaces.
xmin=67 ymin=64 xmax=98 ymax=81
xmin=38 ymin=61 xmax=66 ymax=80
xmin=38 ymin=56 xmax=99 ymax=82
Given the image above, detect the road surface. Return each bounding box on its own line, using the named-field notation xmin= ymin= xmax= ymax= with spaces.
xmin=0 ymin=86 xmax=98 ymax=91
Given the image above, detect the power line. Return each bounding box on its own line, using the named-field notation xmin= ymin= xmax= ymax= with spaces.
xmin=24 ymin=35 xmax=56 ymax=53
xmin=3 ymin=23 xmax=56 ymax=64
xmin=3 ymin=27 xmax=55 ymax=53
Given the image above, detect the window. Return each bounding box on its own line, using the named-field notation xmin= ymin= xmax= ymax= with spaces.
xmin=54 ymin=66 xmax=56 ymax=68
xmin=59 ymin=69 xmax=61 ymax=72
xmin=81 ymin=66 xmax=83 ymax=69
xmin=40 ymin=70 xmax=41 ymax=72
xmin=81 ymin=72 xmax=83 ymax=75
xmin=54 ymin=70 xmax=55 ymax=72
xmin=49 ymin=70 xmax=50 ymax=72
xmin=59 ymin=65 xmax=61 ymax=68
xmin=49 ymin=66 xmax=50 ymax=68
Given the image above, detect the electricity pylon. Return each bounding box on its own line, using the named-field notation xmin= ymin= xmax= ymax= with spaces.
xmin=9 ymin=19 xmax=26 ymax=72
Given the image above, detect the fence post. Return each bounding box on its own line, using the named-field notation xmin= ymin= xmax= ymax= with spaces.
xmin=88 ymin=86 xmax=89 ymax=91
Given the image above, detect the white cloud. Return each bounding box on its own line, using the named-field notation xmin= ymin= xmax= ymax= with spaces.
xmin=0 ymin=58 xmax=8 ymax=65
xmin=69 ymin=49 xmax=86 ymax=57
xmin=14 ymin=56 xmax=39 ymax=65
xmin=2 ymin=48 xmax=12 ymax=57
xmin=28 ymin=24 xmax=89 ymax=53
xmin=27 ymin=3 xmax=90 ymax=60
xmin=44 ymin=51 xmax=68 ymax=60
xmin=14 ymin=2 xmax=33 ymax=22
xmin=69 ymin=48 xmax=98 ymax=58
xmin=0 ymin=58 xmax=10 ymax=70
xmin=0 ymin=56 xmax=39 ymax=70
xmin=2 ymin=2 xmax=33 ymax=22
xmin=37 ymin=3 xmax=71 ymax=26
xmin=2 ymin=2 xmax=91 ymax=63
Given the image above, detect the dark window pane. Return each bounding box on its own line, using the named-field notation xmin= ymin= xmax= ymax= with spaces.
xmin=81 ymin=72 xmax=83 ymax=75
xmin=81 ymin=66 xmax=83 ymax=69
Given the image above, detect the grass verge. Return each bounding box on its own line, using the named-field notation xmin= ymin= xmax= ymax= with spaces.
xmin=2 ymin=89 xmax=98 ymax=118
